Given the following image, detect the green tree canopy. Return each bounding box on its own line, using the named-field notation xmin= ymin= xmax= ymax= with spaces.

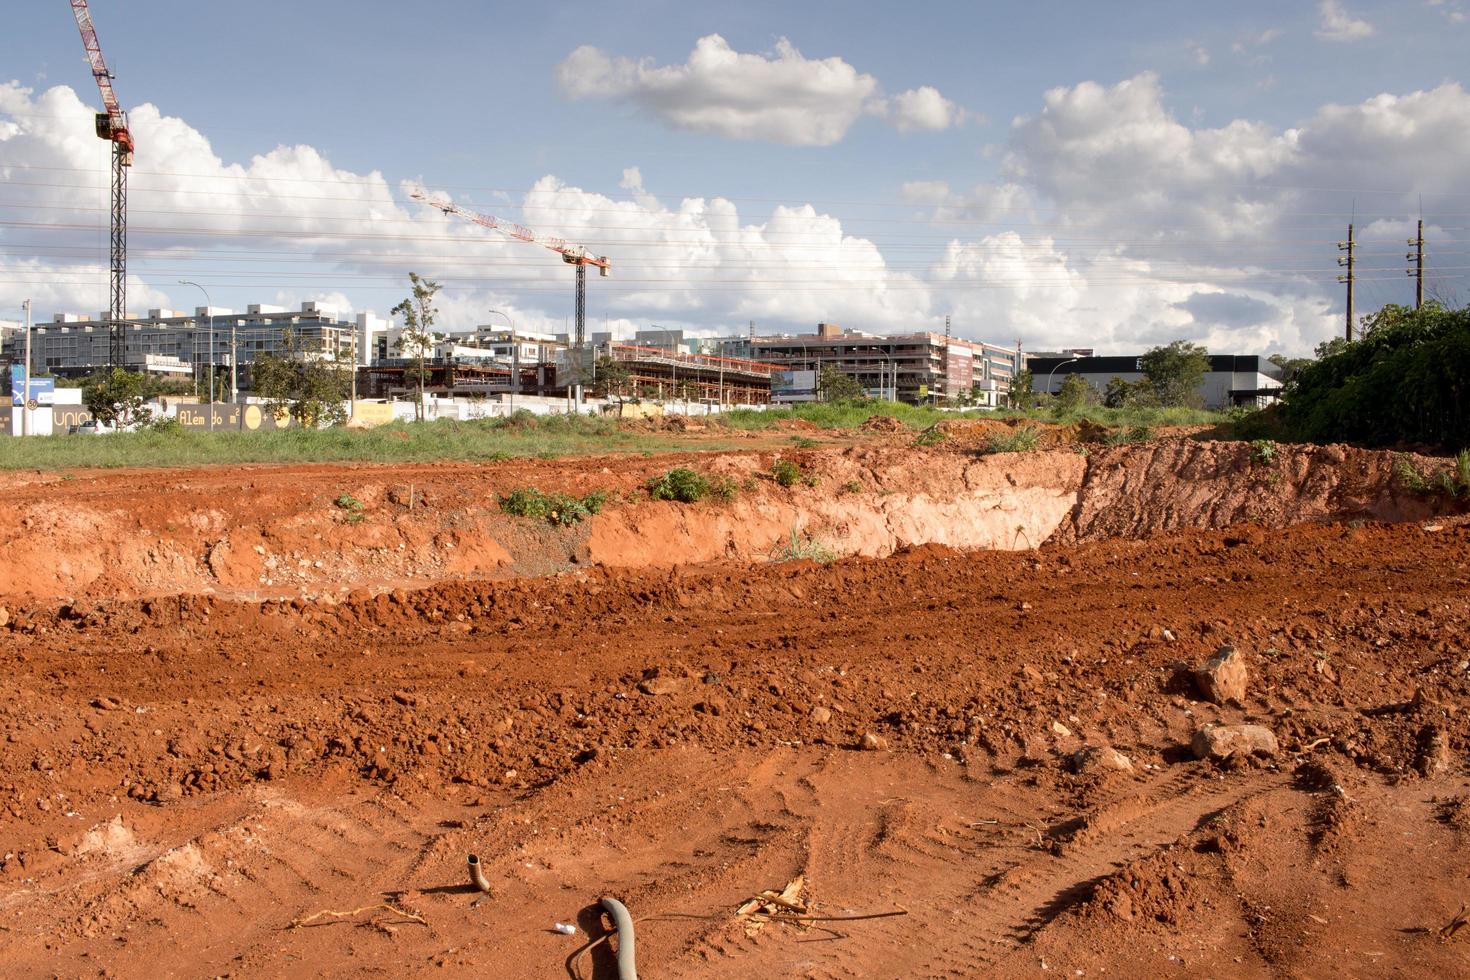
xmin=1282 ymin=303 xmax=1469 ymax=449
xmin=818 ymin=365 xmax=863 ymax=402
xmin=1141 ymin=341 xmax=1210 ymax=407
xmin=253 ymin=328 xmax=353 ymax=428
xmin=82 ymin=369 xmax=156 ymax=429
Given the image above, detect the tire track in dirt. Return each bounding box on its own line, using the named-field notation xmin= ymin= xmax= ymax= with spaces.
xmin=904 ymin=773 xmax=1284 ymax=977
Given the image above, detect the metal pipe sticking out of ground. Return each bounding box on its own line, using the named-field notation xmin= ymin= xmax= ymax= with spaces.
xmin=601 ymin=896 xmax=637 ymax=980
xmin=467 ymin=854 xmax=491 ymax=894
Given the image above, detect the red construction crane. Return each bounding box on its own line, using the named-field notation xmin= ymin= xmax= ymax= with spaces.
xmin=408 ymin=190 xmax=610 ymax=350
xmin=70 ymin=0 xmax=133 ymax=368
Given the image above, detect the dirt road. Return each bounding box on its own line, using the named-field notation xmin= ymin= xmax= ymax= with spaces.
xmin=2 ymin=441 xmax=1469 ymax=976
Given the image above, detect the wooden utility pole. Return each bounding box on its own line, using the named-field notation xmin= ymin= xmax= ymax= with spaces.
xmin=1337 ymin=224 xmax=1355 ymax=341
xmin=1407 ymin=219 xmax=1424 ymax=310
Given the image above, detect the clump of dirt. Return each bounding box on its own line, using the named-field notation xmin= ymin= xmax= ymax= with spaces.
xmin=860 ymin=414 xmax=907 ymax=433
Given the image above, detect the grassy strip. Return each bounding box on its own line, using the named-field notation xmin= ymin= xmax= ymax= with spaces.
xmin=0 ymin=416 xmax=730 ymax=470
xmin=720 ymin=400 xmax=1225 ymax=432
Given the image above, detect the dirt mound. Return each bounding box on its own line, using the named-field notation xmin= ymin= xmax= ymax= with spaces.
xmin=1056 ymin=439 xmax=1453 ymax=543
xmin=859 ymin=414 xmax=907 ymax=433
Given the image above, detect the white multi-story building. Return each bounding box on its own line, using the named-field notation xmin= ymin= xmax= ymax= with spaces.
xmin=21 ymin=302 xmax=387 ymax=379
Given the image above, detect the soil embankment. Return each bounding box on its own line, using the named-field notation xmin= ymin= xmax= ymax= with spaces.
xmin=0 ymin=439 xmax=1457 ymax=601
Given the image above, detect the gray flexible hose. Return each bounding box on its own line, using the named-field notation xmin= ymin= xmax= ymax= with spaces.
xmin=467 ymin=854 xmax=492 ymax=894
xmin=600 ymin=896 xmax=637 ymax=980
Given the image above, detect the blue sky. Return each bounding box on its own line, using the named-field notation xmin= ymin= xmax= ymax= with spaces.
xmin=2 ymin=0 xmax=1468 ymax=353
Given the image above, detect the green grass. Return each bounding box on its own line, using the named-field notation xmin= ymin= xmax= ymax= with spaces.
xmin=769 ymin=526 xmax=836 ymax=564
xmin=985 ymin=426 xmax=1042 ymax=454
xmin=0 ymin=415 xmax=737 ymax=471
xmin=718 ymin=399 xmax=1225 ymax=434
xmin=992 ymin=404 xmax=1225 ymax=428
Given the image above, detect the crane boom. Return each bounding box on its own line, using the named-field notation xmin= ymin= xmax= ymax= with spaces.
xmin=408 ymin=190 xmax=610 ymax=272
xmin=70 ymin=0 xmax=133 ymax=155
xmin=70 ymin=0 xmax=132 ymax=369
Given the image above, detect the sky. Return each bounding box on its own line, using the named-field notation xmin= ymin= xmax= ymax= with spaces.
xmin=2 ymin=0 xmax=1469 ymax=355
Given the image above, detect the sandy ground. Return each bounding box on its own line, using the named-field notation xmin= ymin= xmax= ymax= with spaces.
xmin=2 ymin=436 xmax=1469 ymax=977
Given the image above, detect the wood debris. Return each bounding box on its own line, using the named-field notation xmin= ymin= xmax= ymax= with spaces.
xmin=289 ymin=903 xmax=428 ymax=930
xmin=735 ymin=875 xmax=811 ymax=936
xmin=1439 ymin=903 xmax=1469 ymax=943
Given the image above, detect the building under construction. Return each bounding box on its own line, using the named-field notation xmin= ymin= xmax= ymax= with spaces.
xmin=587 ymin=343 xmax=777 ymax=405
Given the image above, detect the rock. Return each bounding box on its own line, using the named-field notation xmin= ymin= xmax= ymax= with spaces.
xmin=1415 ymin=724 xmax=1450 ymax=778
xmin=0 ymin=606 xmax=8 ymax=628
xmin=1194 ymin=645 xmax=1248 ymax=705
xmin=1191 ymin=724 xmax=1278 ymax=761
xmin=1050 ymin=721 xmax=1072 ymax=738
xmin=1072 ymin=745 xmax=1134 ymax=774
xmin=860 ymin=732 xmax=888 ymax=751
xmin=91 ymin=697 xmax=121 ymax=711
xmin=810 ymin=706 xmax=832 ymax=724
xmin=638 ymin=676 xmax=694 ymax=696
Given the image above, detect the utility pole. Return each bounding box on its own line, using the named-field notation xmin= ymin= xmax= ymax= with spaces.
xmin=1337 ymin=224 xmax=1355 ymax=341
xmin=21 ymin=298 xmax=32 ymax=437
xmin=1406 ymin=218 xmax=1424 ymax=310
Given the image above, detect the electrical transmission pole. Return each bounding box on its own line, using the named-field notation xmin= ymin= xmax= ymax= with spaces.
xmin=1337 ymin=224 xmax=1355 ymax=341
xmin=1406 ymin=219 xmax=1424 ymax=310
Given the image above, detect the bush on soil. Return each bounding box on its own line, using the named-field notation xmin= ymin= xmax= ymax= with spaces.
xmin=646 ymin=467 xmax=712 ymax=503
xmin=499 ymin=487 xmax=608 ymax=526
xmin=1280 ymin=303 xmax=1470 ymax=450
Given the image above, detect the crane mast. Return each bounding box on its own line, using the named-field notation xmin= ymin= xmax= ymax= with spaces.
xmin=408 ymin=190 xmax=610 ymax=350
xmin=71 ymin=0 xmax=134 ymax=369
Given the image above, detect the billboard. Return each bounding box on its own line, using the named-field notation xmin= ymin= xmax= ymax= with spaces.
xmin=10 ymin=365 xmax=55 ymax=407
xmin=772 ymin=369 xmax=818 ymax=403
xmin=176 ymin=402 xmax=295 ymax=431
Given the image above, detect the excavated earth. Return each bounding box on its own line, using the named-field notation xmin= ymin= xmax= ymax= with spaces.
xmin=1 ymin=434 xmax=1469 ymax=977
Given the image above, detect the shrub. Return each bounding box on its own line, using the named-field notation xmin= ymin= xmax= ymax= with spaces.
xmin=771 ymin=459 xmax=803 ymax=487
xmin=499 ymin=487 xmax=606 ymax=526
xmin=646 ymin=467 xmax=711 ymax=503
xmin=1249 ymin=439 xmax=1278 ymax=466
xmin=711 ymin=477 xmax=740 ymax=502
xmin=986 ymin=426 xmax=1041 ymax=454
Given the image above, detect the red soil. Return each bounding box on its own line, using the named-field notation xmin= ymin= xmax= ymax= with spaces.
xmin=1 ymin=437 xmax=1468 ymax=976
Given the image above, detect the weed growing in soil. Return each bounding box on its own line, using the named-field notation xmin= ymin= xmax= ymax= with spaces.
xmin=986 ymin=426 xmax=1041 ymax=454
xmin=914 ymin=426 xmax=947 ymax=447
xmin=499 ymin=487 xmax=607 ymax=526
xmin=1250 ymin=439 xmax=1278 ymax=466
xmin=770 ymin=526 xmax=836 ymax=564
xmin=790 ymin=436 xmax=819 ymax=449
xmin=1394 ymin=455 xmax=1429 ymax=494
xmin=334 ymin=493 xmax=366 ymax=524
xmin=646 ymin=467 xmax=711 ymax=503
xmin=1458 ymin=450 xmax=1470 ymax=495
xmin=841 ymin=479 xmax=864 ymax=494
xmin=711 ymin=477 xmax=740 ymax=502
xmin=1103 ymin=426 xmax=1154 ymax=446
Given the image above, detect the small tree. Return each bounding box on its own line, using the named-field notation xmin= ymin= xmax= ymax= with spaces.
xmin=1141 ymin=340 xmax=1210 ymax=407
xmin=1007 ymin=368 xmax=1037 ymax=410
xmin=1054 ymin=372 xmax=1096 ymax=413
xmin=253 ymin=328 xmax=353 ymax=427
xmin=83 ymin=369 xmax=155 ymax=429
xmin=594 ymin=356 xmax=634 ymax=412
xmin=391 ymin=272 xmax=440 ymax=421
xmin=817 ymin=365 xmax=862 ymax=402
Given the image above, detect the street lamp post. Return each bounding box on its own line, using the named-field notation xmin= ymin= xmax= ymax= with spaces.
xmin=486 ymin=309 xmax=516 ymax=414
xmin=178 ymin=280 xmax=215 ymax=431
xmin=1046 ymin=358 xmax=1079 ymax=399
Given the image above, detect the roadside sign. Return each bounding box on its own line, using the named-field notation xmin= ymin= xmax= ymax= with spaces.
xmin=9 ymin=365 xmax=55 ymax=407
xmin=26 ymin=399 xmax=38 ymax=411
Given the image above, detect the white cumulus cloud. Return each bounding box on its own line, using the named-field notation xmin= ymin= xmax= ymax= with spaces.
xmin=555 ymin=34 xmax=964 ymax=145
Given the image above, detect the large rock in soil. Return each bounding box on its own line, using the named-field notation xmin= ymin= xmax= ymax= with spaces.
xmin=1194 ymin=645 xmax=1248 ymax=705
xmin=1192 ymin=724 xmax=1278 ymax=761
xmin=1072 ymin=744 xmax=1134 ymax=774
